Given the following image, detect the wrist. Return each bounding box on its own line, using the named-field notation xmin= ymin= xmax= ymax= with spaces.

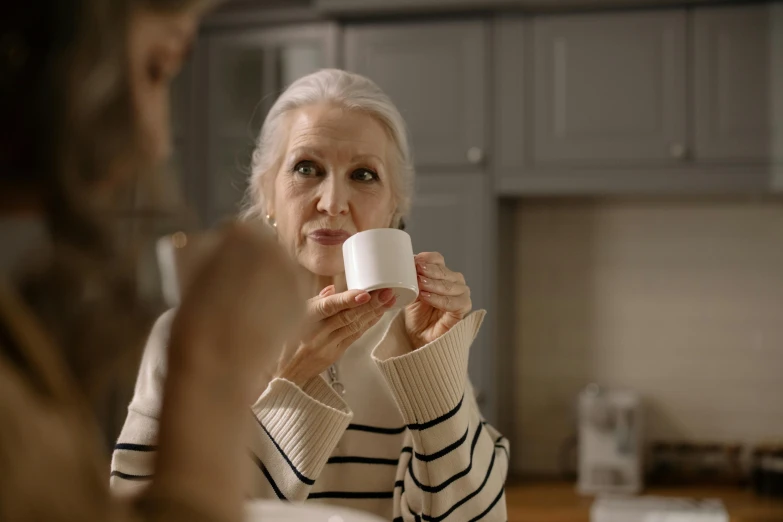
xmin=275 ymin=343 xmax=323 ymax=388
xmin=276 ymin=367 xmax=311 ymax=389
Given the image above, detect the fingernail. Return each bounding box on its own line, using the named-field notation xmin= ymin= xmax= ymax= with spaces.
xmin=355 ymin=292 xmax=371 ymax=304
xmin=417 ymin=263 xmax=428 ymax=273
xmin=421 ymin=291 xmax=432 ymax=298
xmin=418 ymin=275 xmax=428 ymax=285
xmin=379 ymin=288 xmax=394 ymax=302
xmin=319 ymin=285 xmax=334 ymax=297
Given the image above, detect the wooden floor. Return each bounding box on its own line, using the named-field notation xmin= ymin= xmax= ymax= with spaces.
xmin=505 ymin=481 xmax=783 ymax=522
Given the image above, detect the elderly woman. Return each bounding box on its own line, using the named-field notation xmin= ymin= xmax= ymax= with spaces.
xmin=112 ymin=69 xmax=509 ymax=521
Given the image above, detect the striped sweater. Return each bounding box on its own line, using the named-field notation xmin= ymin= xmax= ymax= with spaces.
xmin=111 ymin=308 xmax=509 ymax=521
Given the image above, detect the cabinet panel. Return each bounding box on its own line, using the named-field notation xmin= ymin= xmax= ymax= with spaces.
xmin=533 ymin=10 xmax=687 ymax=164
xmin=494 ymin=16 xmax=527 ymax=174
xmin=693 ymin=4 xmax=775 ymax=162
xmin=344 ymin=20 xmax=487 ymax=169
xmin=406 ymin=174 xmax=493 ymax=408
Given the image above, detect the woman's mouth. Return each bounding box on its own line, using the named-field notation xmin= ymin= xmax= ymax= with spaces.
xmin=308 ymin=229 xmax=351 ymax=246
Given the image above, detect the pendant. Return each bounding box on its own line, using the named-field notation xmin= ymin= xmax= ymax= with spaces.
xmin=328 ymin=364 xmax=346 ymax=396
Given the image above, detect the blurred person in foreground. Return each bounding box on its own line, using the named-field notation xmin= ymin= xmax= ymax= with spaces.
xmin=0 ymin=2 xmax=305 ymax=522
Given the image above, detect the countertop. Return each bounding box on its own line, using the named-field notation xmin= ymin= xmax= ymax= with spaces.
xmin=506 ymin=481 xmax=783 ymax=522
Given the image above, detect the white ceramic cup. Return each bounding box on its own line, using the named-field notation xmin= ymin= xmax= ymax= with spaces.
xmin=342 ymin=228 xmax=419 ymax=309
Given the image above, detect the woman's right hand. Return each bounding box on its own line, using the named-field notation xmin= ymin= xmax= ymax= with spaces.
xmin=276 ymin=285 xmax=397 ymax=387
xmin=153 ymin=222 xmax=305 ymax=521
xmin=166 ymin=222 xmax=307 ymax=397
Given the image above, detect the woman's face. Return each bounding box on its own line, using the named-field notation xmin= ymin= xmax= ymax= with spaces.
xmin=267 ymin=103 xmax=397 ymax=277
xmin=129 ymin=7 xmax=198 ymax=164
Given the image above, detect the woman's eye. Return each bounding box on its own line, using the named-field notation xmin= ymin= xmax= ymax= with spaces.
xmin=352 ymin=168 xmax=378 ymax=182
xmin=294 ymin=161 xmax=319 ymax=176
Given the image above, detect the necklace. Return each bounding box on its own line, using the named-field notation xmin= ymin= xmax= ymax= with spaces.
xmin=327 ymin=363 xmax=345 ymax=396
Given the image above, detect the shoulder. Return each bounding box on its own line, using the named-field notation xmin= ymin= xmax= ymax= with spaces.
xmin=126 ymin=308 xmax=177 ymax=417
xmin=138 ymin=308 xmax=177 ymax=373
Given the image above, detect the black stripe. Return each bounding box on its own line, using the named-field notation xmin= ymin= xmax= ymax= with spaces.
xmin=466 ymin=487 xmax=505 ymax=522
xmin=393 ymin=518 xmax=404 ymax=522
xmin=347 ymin=423 xmax=406 ymax=435
xmin=253 ymin=415 xmax=315 ymax=486
xmin=415 ymin=515 xmax=421 ymax=522
xmin=114 ymin=443 xmax=157 ymax=452
xmin=401 ymin=447 xmax=413 ymax=454
xmin=497 ymin=444 xmax=510 ymax=460
xmin=408 ymin=422 xmax=484 ymax=493
xmin=414 ymin=426 xmax=469 ymax=462
xmin=422 ymin=442 xmax=498 ymax=522
xmin=394 ymin=480 xmax=405 ymax=489
xmin=327 ymin=456 xmax=399 ymax=466
xmin=252 ymin=454 xmax=287 ymax=500
xmin=110 ymin=470 xmax=153 ymax=481
xmin=495 ymin=435 xmax=511 ymax=460
xmin=307 ymin=491 xmax=394 ymax=500
xmin=407 ymin=395 xmax=464 ymax=431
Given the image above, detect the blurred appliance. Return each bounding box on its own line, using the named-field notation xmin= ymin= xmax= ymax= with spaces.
xmin=591 ymin=496 xmax=728 ymax=522
xmin=752 ymin=443 xmax=783 ymax=499
xmin=578 ymin=384 xmax=643 ymax=495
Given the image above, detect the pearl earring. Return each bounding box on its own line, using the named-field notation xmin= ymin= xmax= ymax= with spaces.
xmin=266 ymin=214 xmax=277 ymax=228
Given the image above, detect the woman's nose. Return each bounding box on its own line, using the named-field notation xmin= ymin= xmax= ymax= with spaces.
xmin=316 ymin=177 xmax=350 ymax=216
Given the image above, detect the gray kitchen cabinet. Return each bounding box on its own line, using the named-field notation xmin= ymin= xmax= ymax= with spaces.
xmin=495 ymin=8 xmax=777 ymax=195
xmin=532 ymin=9 xmax=687 ymax=165
xmin=693 ymin=4 xmax=776 ymax=163
xmin=202 ymin=23 xmax=339 ymax=225
xmin=344 ymin=19 xmax=488 ymax=170
xmin=406 ymin=173 xmax=497 ymax=422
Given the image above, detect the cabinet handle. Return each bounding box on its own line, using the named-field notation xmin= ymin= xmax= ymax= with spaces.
xmin=670 ymin=143 xmax=687 ymax=160
xmin=467 ymin=147 xmax=484 ymax=165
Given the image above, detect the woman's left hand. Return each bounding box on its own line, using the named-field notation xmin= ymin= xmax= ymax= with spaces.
xmin=404 ymin=252 xmax=472 ymax=349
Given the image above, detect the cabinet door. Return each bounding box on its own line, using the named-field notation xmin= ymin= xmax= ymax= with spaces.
xmin=344 ymin=20 xmax=487 ymax=170
xmin=693 ymin=4 xmax=775 ymax=162
xmin=533 ymin=10 xmax=687 ymax=164
xmin=494 ymin=16 xmax=527 ymax=174
xmin=406 ymin=174 xmax=494 ymax=412
xmin=204 ymin=24 xmax=338 ymax=225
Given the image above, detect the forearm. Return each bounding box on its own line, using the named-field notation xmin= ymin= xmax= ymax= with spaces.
xmin=147 ymin=339 xmax=255 ymax=522
xmin=250 ymin=377 xmax=352 ymax=500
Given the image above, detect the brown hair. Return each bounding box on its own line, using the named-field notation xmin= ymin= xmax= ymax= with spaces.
xmin=1 ymin=0 xmax=212 ymax=447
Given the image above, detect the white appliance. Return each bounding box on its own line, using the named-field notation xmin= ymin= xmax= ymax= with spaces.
xmin=591 ymin=496 xmax=729 ymax=522
xmin=578 ymin=384 xmax=644 ymax=495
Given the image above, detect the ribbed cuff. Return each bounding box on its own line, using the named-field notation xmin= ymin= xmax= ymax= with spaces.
xmin=372 ymin=310 xmax=486 ymax=426
xmin=251 ymin=377 xmax=352 ymax=479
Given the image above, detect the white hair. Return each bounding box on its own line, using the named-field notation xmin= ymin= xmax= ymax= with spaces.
xmin=241 ymin=68 xmax=414 ymax=227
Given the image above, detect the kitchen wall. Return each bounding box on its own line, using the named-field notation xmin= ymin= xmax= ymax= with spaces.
xmin=506 ymin=198 xmax=783 ymax=475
